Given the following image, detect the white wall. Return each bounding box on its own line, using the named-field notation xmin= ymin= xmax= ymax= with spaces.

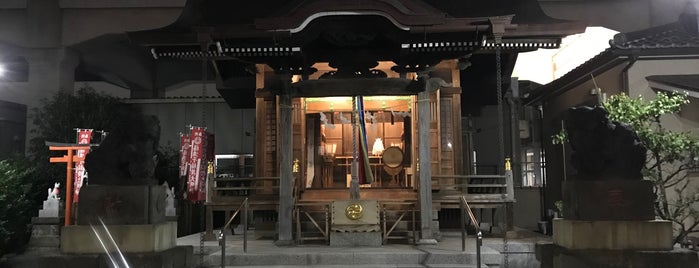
xmin=628 ymin=58 xmax=699 ymax=133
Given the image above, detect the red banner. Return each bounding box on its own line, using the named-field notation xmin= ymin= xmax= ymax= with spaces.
xmin=179 ymin=134 xmax=191 ymax=177
xmin=74 ymin=129 xmax=92 ymax=203
xmin=187 ymin=127 xmax=207 ymax=202
xmin=201 ymin=133 xmax=215 ymax=201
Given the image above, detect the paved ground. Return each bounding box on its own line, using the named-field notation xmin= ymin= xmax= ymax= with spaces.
xmin=176 ymin=229 xmax=551 ymax=267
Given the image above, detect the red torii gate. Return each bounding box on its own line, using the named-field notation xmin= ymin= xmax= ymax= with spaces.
xmin=47 ymin=142 xmax=94 ymax=226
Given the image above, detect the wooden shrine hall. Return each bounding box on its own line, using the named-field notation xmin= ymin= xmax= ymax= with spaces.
xmin=128 ymin=0 xmax=584 ymax=245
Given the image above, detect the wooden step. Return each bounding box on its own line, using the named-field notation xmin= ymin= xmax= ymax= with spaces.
xmin=300 ymin=188 xmax=417 ymax=202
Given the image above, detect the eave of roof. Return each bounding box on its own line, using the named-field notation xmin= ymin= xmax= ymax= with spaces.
xmin=128 ymin=0 xmax=584 ymax=46
xmin=647 ymin=74 xmax=699 ymax=93
xmin=523 ymin=48 xmax=625 ymax=105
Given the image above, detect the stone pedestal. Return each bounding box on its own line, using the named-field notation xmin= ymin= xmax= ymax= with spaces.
xmin=62 ymin=185 xmax=179 ymax=254
xmin=38 ymin=198 xmax=63 ymax=218
xmin=536 ymin=180 xmax=694 ymax=267
xmin=553 ymin=219 xmax=673 ymax=250
xmin=562 ymin=180 xmax=654 ymax=221
xmin=61 ymin=220 xmax=177 ymax=254
xmin=77 ymin=185 xmax=167 ymax=225
xmin=330 ymin=200 xmax=382 ymax=246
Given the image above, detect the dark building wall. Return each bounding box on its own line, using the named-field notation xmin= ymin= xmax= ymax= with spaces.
xmin=0 ymin=99 xmax=26 ymax=157
xmin=133 ymin=101 xmax=255 ymax=155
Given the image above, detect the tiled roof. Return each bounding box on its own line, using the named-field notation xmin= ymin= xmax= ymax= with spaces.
xmin=612 ymin=22 xmax=699 ymax=50
xmin=525 ymin=11 xmax=699 ymax=104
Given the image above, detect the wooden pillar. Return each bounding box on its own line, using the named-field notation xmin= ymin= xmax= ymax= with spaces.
xmin=276 ymin=94 xmax=294 ymax=245
xmin=203 ymin=205 xmax=215 ymax=240
xmin=417 ymin=90 xmax=437 ymax=244
xmin=63 ymin=149 xmax=74 ymax=226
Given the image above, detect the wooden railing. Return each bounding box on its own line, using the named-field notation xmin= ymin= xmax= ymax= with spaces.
xmin=204 ymin=176 xmax=280 ymax=241
xmin=433 ymin=172 xmax=515 ymax=233
xmin=381 ymin=201 xmax=417 ymax=244
xmin=293 ymin=200 xmax=418 ymax=245
xmin=294 ymin=201 xmax=330 ymax=244
xmin=211 ymin=175 xmax=280 ymax=202
xmin=432 ymin=172 xmax=515 ymax=202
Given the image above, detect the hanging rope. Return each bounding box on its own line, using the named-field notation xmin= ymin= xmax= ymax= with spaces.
xmin=352 ymin=96 xmax=358 ymax=161
xmin=350 ymin=96 xmax=359 ymax=200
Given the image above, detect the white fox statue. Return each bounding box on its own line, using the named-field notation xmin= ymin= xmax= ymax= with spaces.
xmin=47 ymin=182 xmax=60 ymax=199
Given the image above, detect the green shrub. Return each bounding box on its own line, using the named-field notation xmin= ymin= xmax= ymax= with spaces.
xmin=0 ymin=157 xmax=42 ymax=257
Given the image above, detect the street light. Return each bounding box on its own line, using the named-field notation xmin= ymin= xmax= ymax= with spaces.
xmin=0 ymin=64 xmax=5 ymax=77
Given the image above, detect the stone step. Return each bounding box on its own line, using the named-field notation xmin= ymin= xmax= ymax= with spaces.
xmin=30 ymin=224 xmax=61 ymax=236
xmin=27 ymin=236 xmax=60 ymax=247
xmin=203 ymin=248 xmax=500 ymax=267
xmin=211 ymin=264 xmax=487 ymax=267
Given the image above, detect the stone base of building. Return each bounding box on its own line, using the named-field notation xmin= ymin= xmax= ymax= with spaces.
xmin=61 ymin=221 xmax=177 ymax=254
xmin=4 ymin=245 xmax=193 ymax=268
xmin=553 ymin=219 xmax=672 ymax=250
xmin=536 ymin=242 xmax=699 ymax=268
xmin=330 ymin=231 xmax=382 ymax=246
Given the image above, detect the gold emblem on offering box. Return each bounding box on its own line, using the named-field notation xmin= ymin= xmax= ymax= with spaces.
xmin=345 ymin=203 xmax=364 ymax=220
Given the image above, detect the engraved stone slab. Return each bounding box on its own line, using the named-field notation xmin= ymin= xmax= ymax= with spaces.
xmin=77 ymin=185 xmax=166 ymax=225
xmin=562 ymin=180 xmax=654 ymax=221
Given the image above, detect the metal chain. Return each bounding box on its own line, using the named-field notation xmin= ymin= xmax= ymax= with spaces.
xmin=495 ymin=47 xmax=505 ymax=179
xmin=201 ymin=47 xmax=208 ymax=128
xmin=496 ymin=42 xmax=509 ymax=268
xmin=198 ymin=44 xmax=208 ymax=268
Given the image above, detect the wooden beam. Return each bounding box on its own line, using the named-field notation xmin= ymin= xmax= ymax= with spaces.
xmin=287 ymin=78 xmax=423 ymax=97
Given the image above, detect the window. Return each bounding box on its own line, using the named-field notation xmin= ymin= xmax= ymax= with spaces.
xmin=521 ymin=148 xmax=545 ymax=187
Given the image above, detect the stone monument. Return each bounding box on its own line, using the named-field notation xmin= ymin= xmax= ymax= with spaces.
xmin=561 ymin=106 xmax=652 ymax=221
xmin=537 ymin=106 xmax=698 ymax=268
xmin=59 ymin=110 xmax=192 ymax=267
